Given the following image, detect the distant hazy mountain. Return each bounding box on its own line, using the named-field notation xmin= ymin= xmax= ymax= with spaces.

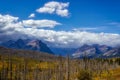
xmin=0 ymin=39 xmax=54 ymax=54
xmin=50 ymin=47 xmax=76 ymax=56
xmin=72 ymin=44 xmax=120 ymax=58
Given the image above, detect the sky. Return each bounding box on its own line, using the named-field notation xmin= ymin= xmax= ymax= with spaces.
xmin=0 ymin=0 xmax=120 ymax=48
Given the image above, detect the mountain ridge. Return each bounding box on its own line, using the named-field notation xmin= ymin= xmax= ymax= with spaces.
xmin=72 ymin=44 xmax=120 ymax=58
xmin=0 ymin=39 xmax=54 ymax=54
xmin=0 ymin=39 xmax=120 ymax=58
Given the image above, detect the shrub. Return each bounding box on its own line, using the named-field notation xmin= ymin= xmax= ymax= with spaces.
xmin=77 ymin=70 xmax=93 ymax=80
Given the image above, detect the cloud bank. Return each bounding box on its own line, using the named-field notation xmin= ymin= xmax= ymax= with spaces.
xmin=36 ymin=1 xmax=69 ymax=17
xmin=0 ymin=14 xmax=120 ymax=48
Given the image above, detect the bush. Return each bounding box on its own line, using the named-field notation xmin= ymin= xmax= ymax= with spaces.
xmin=77 ymin=70 xmax=93 ymax=80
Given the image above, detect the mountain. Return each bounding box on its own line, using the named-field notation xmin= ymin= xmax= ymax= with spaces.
xmin=0 ymin=46 xmax=57 ymax=61
xmin=50 ymin=47 xmax=76 ymax=56
xmin=102 ymin=47 xmax=120 ymax=57
xmin=0 ymin=39 xmax=54 ymax=54
xmin=72 ymin=44 xmax=120 ymax=58
xmin=1 ymin=39 xmax=120 ymax=58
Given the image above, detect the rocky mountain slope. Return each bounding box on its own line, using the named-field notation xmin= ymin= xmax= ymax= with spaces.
xmin=0 ymin=39 xmax=54 ymax=54
xmin=72 ymin=44 xmax=120 ymax=58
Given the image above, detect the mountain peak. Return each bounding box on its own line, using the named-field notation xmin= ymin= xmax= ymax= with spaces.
xmin=72 ymin=44 xmax=118 ymax=58
xmin=27 ymin=40 xmax=40 ymax=48
xmin=0 ymin=39 xmax=54 ymax=54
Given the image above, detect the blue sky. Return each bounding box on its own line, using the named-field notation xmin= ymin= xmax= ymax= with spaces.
xmin=0 ymin=0 xmax=120 ymax=47
xmin=0 ymin=0 xmax=120 ymax=33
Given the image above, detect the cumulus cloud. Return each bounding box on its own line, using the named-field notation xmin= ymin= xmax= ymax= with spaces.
xmin=0 ymin=14 xmax=27 ymax=41
xmin=36 ymin=1 xmax=69 ymax=17
xmin=22 ymin=19 xmax=61 ymax=28
xmin=28 ymin=13 xmax=35 ymax=18
xmin=0 ymin=14 xmax=120 ymax=48
xmin=0 ymin=14 xmax=22 ymax=33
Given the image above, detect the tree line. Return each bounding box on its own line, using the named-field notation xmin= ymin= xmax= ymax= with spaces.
xmin=0 ymin=54 xmax=120 ymax=80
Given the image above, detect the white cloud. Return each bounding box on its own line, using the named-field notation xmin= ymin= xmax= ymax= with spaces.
xmin=37 ymin=7 xmax=55 ymax=14
xmin=0 ymin=14 xmax=22 ymax=32
xmin=18 ymin=28 xmax=120 ymax=48
xmin=73 ymin=27 xmax=98 ymax=31
xmin=0 ymin=14 xmax=18 ymax=23
xmin=36 ymin=1 xmax=69 ymax=17
xmin=0 ymin=14 xmax=120 ymax=48
xmin=22 ymin=19 xmax=61 ymax=28
xmin=28 ymin=13 xmax=35 ymax=18
xmin=0 ymin=14 xmax=26 ymax=41
xmin=56 ymin=9 xmax=69 ymax=17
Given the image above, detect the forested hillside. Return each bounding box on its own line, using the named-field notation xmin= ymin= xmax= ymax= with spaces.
xmin=0 ymin=47 xmax=120 ymax=80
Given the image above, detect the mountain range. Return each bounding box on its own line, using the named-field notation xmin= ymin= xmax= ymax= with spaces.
xmin=73 ymin=44 xmax=120 ymax=58
xmin=0 ymin=39 xmax=54 ymax=54
xmin=0 ymin=39 xmax=120 ymax=58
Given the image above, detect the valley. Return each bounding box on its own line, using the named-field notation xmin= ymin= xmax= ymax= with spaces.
xmin=0 ymin=0 xmax=120 ymax=80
